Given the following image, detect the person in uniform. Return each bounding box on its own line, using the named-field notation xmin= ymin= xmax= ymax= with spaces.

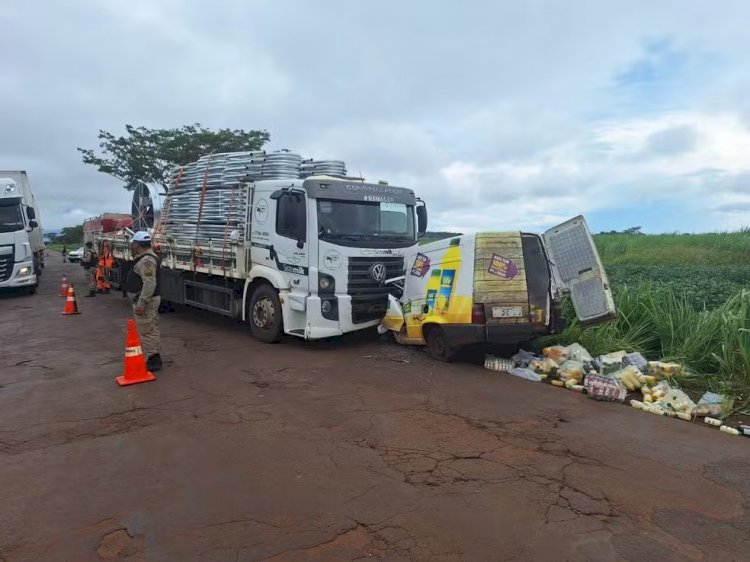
xmin=125 ymin=231 xmax=163 ymax=372
xmin=82 ymin=241 xmax=98 ymax=297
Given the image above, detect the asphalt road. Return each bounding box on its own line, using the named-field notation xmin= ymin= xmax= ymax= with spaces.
xmin=1 ymin=256 xmax=748 ymax=561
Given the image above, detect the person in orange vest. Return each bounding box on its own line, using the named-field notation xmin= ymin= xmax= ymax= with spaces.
xmin=96 ymin=241 xmax=112 ymax=294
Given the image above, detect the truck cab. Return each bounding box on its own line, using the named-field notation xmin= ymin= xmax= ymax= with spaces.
xmin=0 ymin=178 xmax=40 ymax=293
xmin=246 ymin=177 xmax=427 ymax=340
xmin=380 ymin=216 xmax=616 ymax=360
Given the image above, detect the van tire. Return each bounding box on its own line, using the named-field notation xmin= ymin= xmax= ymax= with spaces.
xmin=424 ymin=325 xmax=455 ymax=362
xmin=248 ymin=284 xmax=282 ymax=343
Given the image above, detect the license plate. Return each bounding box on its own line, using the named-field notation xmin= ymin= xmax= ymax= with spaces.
xmin=492 ymin=306 xmax=523 ymax=318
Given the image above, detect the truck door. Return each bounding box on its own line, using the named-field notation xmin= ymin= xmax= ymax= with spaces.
xmin=272 ymin=190 xmax=310 ymax=294
xmin=543 ymin=216 xmax=616 ymax=326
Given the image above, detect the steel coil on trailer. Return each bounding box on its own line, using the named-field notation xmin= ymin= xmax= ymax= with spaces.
xmin=299 ymin=159 xmax=347 ymax=178
xmin=159 ymin=150 xmax=348 ymax=245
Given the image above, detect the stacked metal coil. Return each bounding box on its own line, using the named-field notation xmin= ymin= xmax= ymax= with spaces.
xmin=161 ymin=188 xmax=247 ymax=242
xmin=299 ymin=159 xmax=347 ymax=178
xmin=244 ymin=151 xmax=303 ymax=180
xmin=159 ymin=150 xmax=347 ymax=243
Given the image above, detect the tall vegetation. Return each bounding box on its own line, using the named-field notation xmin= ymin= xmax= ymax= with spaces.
xmin=546 ymin=231 xmax=750 ymax=414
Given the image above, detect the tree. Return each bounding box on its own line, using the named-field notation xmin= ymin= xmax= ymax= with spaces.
xmin=54 ymin=225 xmax=84 ymax=245
xmin=78 ymin=124 xmax=270 ymax=191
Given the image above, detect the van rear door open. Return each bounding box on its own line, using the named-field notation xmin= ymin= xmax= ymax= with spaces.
xmin=543 ymin=216 xmax=616 ymax=326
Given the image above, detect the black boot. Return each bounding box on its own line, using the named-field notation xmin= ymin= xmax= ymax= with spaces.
xmin=146 ymin=354 xmax=163 ymax=372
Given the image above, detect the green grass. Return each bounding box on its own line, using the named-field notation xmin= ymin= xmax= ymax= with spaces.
xmin=46 ymin=243 xmax=82 ymax=253
xmin=542 ymin=232 xmax=750 ymax=416
xmin=596 ymin=231 xmax=750 ymax=265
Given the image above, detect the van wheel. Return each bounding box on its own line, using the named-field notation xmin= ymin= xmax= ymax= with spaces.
xmin=248 ymin=285 xmax=282 ymax=343
xmin=424 ymin=325 xmax=455 ymax=362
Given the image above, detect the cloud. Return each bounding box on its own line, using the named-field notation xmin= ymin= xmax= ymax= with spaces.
xmin=1 ymin=0 xmax=750 ymax=234
xmin=643 ymin=125 xmax=699 ymax=156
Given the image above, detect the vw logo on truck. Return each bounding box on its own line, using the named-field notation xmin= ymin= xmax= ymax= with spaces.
xmin=369 ymin=263 xmax=387 ymax=284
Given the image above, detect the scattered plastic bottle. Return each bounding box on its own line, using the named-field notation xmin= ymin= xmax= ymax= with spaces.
xmin=719 ymin=425 xmax=740 ymax=436
xmin=484 ymin=355 xmax=514 ymax=372
xmin=704 ymin=417 xmax=722 ymax=427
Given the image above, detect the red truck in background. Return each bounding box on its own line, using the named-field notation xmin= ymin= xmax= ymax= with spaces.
xmin=83 ymin=213 xmax=133 ymax=246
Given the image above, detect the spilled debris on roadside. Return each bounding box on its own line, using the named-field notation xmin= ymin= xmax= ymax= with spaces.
xmin=484 ymin=342 xmax=749 ymax=439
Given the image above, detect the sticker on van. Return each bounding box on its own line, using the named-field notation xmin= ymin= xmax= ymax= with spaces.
xmin=410 ymin=253 xmax=431 ymax=277
xmin=488 ymin=254 xmax=519 ymax=279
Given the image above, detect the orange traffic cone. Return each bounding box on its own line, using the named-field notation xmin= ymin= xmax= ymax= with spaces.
xmin=116 ymin=319 xmax=156 ymax=386
xmin=62 ymin=284 xmax=80 ymax=315
xmin=59 ymin=275 xmax=69 ymax=297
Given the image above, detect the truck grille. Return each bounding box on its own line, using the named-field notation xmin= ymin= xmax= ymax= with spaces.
xmin=348 ymin=256 xmax=404 ymax=324
xmin=0 ymin=247 xmax=12 ymax=282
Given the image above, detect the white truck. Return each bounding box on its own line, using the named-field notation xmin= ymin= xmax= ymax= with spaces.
xmin=100 ymin=152 xmax=427 ymax=342
xmin=0 ymin=171 xmax=44 ymax=293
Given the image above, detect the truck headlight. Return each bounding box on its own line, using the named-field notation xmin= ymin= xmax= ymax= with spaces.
xmin=17 ymin=266 xmax=32 ymax=277
xmin=318 ymin=273 xmax=335 ymax=295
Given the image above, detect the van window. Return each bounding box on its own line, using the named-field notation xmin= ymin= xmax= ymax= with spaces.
xmin=522 ymin=234 xmax=549 ymax=319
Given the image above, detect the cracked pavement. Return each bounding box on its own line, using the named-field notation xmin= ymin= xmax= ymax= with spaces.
xmin=0 ymin=257 xmax=748 ymax=561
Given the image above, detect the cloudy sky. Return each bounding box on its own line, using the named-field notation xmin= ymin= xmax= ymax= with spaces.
xmin=2 ymin=0 xmax=750 ymax=233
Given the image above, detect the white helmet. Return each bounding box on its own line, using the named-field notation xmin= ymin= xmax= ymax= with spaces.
xmin=132 ymin=231 xmax=151 ymax=243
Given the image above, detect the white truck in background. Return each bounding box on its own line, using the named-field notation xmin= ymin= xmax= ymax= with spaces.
xmin=0 ymin=171 xmax=44 ymax=293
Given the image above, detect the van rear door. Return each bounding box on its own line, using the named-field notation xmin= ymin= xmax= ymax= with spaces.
xmin=543 ymin=216 xmax=616 ymax=326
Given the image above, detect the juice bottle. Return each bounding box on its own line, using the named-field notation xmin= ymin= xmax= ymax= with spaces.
xmin=435 ymin=239 xmax=460 ymax=314
xmin=425 ymin=269 xmax=442 ymax=315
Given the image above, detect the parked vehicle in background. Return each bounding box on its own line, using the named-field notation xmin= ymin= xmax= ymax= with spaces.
xmin=67 ymin=247 xmax=85 ymax=263
xmin=0 ymin=172 xmax=44 ymax=293
xmin=380 ymin=216 xmax=616 ymax=360
xmin=83 ymin=213 xmax=132 ymax=246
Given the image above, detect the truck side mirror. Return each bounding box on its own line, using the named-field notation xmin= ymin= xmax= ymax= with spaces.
xmin=29 ymin=220 xmax=39 ymax=228
xmin=416 ymin=204 xmax=428 ymax=237
xmin=27 ymin=207 xmax=36 ymax=220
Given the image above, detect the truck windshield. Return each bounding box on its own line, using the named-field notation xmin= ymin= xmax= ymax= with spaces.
xmin=0 ymin=204 xmax=24 ymax=233
xmin=317 ymin=200 xmax=415 ymax=246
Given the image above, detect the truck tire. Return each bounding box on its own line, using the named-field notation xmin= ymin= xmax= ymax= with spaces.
xmin=424 ymin=325 xmax=456 ymax=362
xmin=248 ymin=284 xmax=282 ymax=343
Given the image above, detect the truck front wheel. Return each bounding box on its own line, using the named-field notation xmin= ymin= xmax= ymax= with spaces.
xmin=248 ymin=285 xmax=282 ymax=343
xmin=424 ymin=325 xmax=456 ymax=362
